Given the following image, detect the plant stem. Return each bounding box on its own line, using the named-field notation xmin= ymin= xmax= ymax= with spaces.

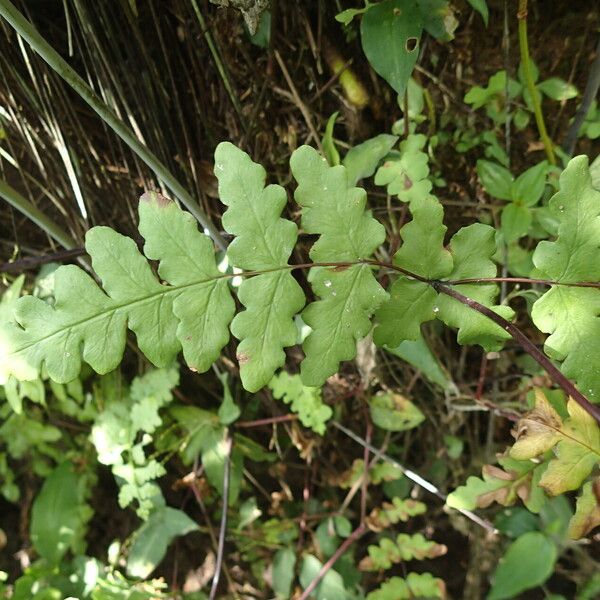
xmin=517 ymin=0 xmax=556 ymax=164
xmin=563 ymin=35 xmax=600 ymax=156
xmin=0 ymin=0 xmax=226 ymax=250
xmin=0 ymin=178 xmax=78 ymax=250
xmin=298 ymin=524 xmax=367 ymax=600
xmin=433 ymin=282 xmax=600 ymax=423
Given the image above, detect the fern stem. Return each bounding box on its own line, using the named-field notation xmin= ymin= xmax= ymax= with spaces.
xmin=0 ymin=0 xmax=226 ymax=250
xmin=517 ymin=0 xmax=556 ymax=165
xmin=0 ymin=178 xmax=78 ymax=250
xmin=298 ymin=523 xmax=367 ymax=600
xmin=434 ymin=282 xmax=600 ymax=424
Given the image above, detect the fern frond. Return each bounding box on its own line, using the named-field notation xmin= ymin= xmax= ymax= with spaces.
xmin=366 ymin=573 xmax=446 ymax=600
xmin=291 ymin=145 xmax=388 ymax=386
xmin=359 ymin=533 xmax=447 ymax=571
xmin=531 ymin=156 xmax=600 ymax=401
xmin=215 ymin=143 xmax=305 ymax=391
xmin=1 ymin=194 xmax=233 ymax=384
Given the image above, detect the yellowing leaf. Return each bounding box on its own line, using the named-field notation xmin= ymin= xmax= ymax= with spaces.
xmin=369 ymin=391 xmax=424 ymax=431
xmin=568 ymin=479 xmax=600 ymax=539
xmin=510 ymin=391 xmax=600 ymax=495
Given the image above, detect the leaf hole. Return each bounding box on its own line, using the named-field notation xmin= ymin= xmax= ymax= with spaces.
xmin=405 ymin=37 xmax=419 ymax=53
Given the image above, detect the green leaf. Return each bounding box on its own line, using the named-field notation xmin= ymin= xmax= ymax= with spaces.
xmin=359 ymin=533 xmax=446 ymax=571
xmin=299 ymin=554 xmax=347 ymax=600
xmin=343 ymin=134 xmax=398 ymax=186
xmin=369 ymin=391 xmax=424 ymax=431
xmin=568 ymin=479 xmax=600 ymax=539
xmin=510 ymin=392 xmax=600 ymax=496
xmin=367 ymin=573 xmax=445 ymax=599
xmin=436 ymin=224 xmax=514 ymax=350
xmin=487 ymin=532 xmax=557 ymax=600
xmin=374 ymin=134 xmax=432 ymax=204
xmin=335 ymin=7 xmax=367 ymax=25
xmin=31 ymin=462 xmax=85 ymax=564
xmin=466 ymin=0 xmax=489 ymax=26
xmin=322 ymin=112 xmax=340 ymax=167
xmin=531 ymin=156 xmax=600 ymax=401
xmin=477 ymin=160 xmax=513 ymax=200
xmin=418 ymin=0 xmax=457 ymax=42
xmin=215 ymin=142 xmax=305 ymax=392
xmin=501 ymin=203 xmax=532 ymax=243
xmin=360 ymin=0 xmax=423 ymax=97
xmin=537 ymin=78 xmax=578 ymax=101
xmin=1 ymin=193 xmax=234 ymax=385
xmin=374 ymin=195 xmax=452 ymax=347
xmin=217 ymin=372 xmax=240 ymax=425
xmin=511 ymin=161 xmax=548 ymax=206
xmin=291 ymin=145 xmax=387 ymax=386
xmin=272 ymin=547 xmax=296 ymax=599
xmin=384 ymin=336 xmax=455 ymax=391
xmin=126 ymin=506 xmax=198 ymax=579
xmin=447 ymin=453 xmax=547 ymax=513
xmin=269 ymin=371 xmax=332 ymax=435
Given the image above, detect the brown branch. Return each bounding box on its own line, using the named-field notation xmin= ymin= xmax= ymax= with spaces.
xmin=433 ymin=282 xmax=600 ymax=424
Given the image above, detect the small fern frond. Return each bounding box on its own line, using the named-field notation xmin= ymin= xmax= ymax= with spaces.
xmin=215 ymin=142 xmax=305 ymax=391
xmin=291 ymin=145 xmax=388 ymax=386
xmin=366 ymin=573 xmax=446 ymax=600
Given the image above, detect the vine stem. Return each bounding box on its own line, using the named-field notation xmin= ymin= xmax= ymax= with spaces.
xmin=433 ymin=282 xmax=600 ymax=424
xmin=0 ymin=0 xmax=226 ymax=250
xmin=517 ymin=0 xmax=556 ymax=165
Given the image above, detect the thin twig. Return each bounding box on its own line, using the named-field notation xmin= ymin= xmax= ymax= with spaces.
xmin=236 ymin=414 xmax=297 ymax=428
xmin=274 ymin=50 xmax=323 ymax=152
xmin=0 ymin=247 xmax=84 ymax=273
xmin=209 ymin=432 xmax=232 ymax=600
xmin=298 ymin=524 xmax=367 ymax=600
xmin=332 ymin=421 xmax=498 ymax=534
xmin=563 ymin=35 xmax=600 ymax=155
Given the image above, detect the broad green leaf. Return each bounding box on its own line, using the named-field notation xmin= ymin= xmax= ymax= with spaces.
xmin=511 ymin=393 xmax=600 ymax=495
xmin=359 ymin=533 xmax=446 ymax=571
xmin=126 ymin=507 xmax=198 ymax=579
xmin=568 ymin=479 xmax=600 ymax=539
xmin=487 ymin=532 xmax=556 ymax=600
xmin=366 ymin=497 xmax=427 ymax=531
xmin=374 ymin=195 xmax=452 ymax=347
xmin=501 ymin=203 xmax=532 ymax=243
xmin=476 ymin=160 xmax=513 ymax=200
xmin=299 ymin=554 xmax=347 ymax=600
xmin=272 ymin=547 xmax=296 ymax=599
xmin=269 ymin=371 xmax=332 ymax=435
xmin=322 ymin=112 xmax=340 ymax=166
xmin=418 ymin=0 xmax=457 ymax=42
xmin=291 ymin=145 xmax=387 ymax=386
xmin=384 ymin=336 xmax=455 ymax=391
xmin=0 ymin=193 xmax=234 ymax=385
xmin=511 ymin=161 xmax=548 ymax=206
xmin=200 ymin=427 xmax=243 ymax=503
xmin=467 ymin=0 xmax=489 ymax=26
xmin=215 ymin=142 xmax=305 ymax=392
xmin=368 ymin=391 xmax=424 ymax=431
xmin=531 ymin=156 xmax=600 ymax=401
xmin=360 ymin=0 xmax=423 ymax=97
xmin=343 ymin=133 xmax=398 ymax=186
xmin=447 ymin=453 xmax=547 ymax=513
xmin=367 ymin=573 xmax=445 ymax=600
xmin=374 ymin=134 xmax=432 ymax=203
xmin=538 ymin=77 xmax=578 ymax=101
xmin=31 ymin=462 xmax=85 ymax=564
xmin=436 ymin=224 xmax=514 ymax=350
